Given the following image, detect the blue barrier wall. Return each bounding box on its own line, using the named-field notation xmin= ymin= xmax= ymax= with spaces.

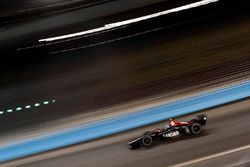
xmin=0 ymin=81 xmax=250 ymax=163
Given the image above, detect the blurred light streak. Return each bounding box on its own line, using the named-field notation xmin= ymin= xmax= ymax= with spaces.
xmin=39 ymin=0 xmax=220 ymax=42
xmin=16 ymin=107 xmax=22 ymax=111
xmin=34 ymin=103 xmax=40 ymax=107
xmin=25 ymin=105 xmax=31 ymax=109
xmin=43 ymin=101 xmax=49 ymax=104
xmin=7 ymin=109 xmax=13 ymax=113
xmin=0 ymin=99 xmax=56 ymax=116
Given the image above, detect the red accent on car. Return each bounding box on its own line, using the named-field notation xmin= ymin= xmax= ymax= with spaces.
xmin=169 ymin=120 xmax=192 ymax=127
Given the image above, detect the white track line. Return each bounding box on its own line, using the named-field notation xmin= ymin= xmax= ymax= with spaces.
xmin=39 ymin=0 xmax=219 ymax=42
xmin=0 ymin=100 xmax=56 ymax=116
xmin=170 ymin=145 xmax=250 ymax=167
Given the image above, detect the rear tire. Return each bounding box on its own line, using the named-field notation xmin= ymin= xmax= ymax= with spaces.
xmin=190 ymin=123 xmax=201 ymax=134
xmin=142 ymin=135 xmax=153 ymax=146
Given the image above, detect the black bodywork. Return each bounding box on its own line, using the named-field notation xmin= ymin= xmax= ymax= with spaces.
xmin=128 ymin=114 xmax=207 ymax=149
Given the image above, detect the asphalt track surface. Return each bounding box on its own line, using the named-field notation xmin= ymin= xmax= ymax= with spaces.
xmin=1 ymin=1 xmax=250 ymax=132
xmin=3 ymin=99 xmax=250 ymax=167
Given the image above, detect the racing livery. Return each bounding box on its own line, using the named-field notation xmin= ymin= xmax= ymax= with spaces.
xmin=128 ymin=114 xmax=207 ymax=149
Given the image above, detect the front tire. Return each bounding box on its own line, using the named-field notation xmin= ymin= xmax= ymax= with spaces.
xmin=190 ymin=123 xmax=202 ymax=134
xmin=142 ymin=135 xmax=153 ymax=146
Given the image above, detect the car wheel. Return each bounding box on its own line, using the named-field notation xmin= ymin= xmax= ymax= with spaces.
xmin=190 ymin=123 xmax=201 ymax=134
xmin=142 ymin=135 xmax=153 ymax=146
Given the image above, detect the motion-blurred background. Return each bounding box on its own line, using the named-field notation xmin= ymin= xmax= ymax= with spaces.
xmin=0 ymin=0 xmax=250 ymax=166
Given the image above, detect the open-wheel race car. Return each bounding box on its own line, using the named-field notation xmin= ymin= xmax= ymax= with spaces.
xmin=128 ymin=114 xmax=207 ymax=149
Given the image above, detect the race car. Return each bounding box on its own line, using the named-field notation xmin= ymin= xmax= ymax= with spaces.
xmin=128 ymin=114 xmax=207 ymax=149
